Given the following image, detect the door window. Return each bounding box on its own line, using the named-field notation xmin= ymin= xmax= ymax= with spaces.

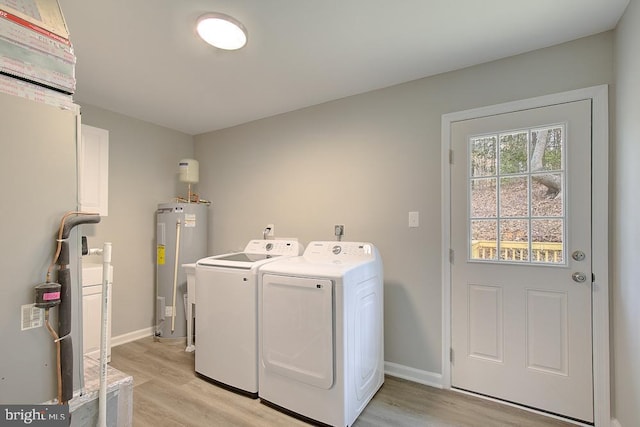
xmin=469 ymin=125 xmax=565 ymax=264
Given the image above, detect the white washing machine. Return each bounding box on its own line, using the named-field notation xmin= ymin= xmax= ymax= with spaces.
xmin=258 ymin=241 xmax=384 ymax=426
xmin=195 ymin=239 xmax=303 ymax=397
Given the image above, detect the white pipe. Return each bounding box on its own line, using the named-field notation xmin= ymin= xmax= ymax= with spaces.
xmin=98 ymin=242 xmax=112 ymax=427
xmin=171 ymin=220 xmax=181 ymax=333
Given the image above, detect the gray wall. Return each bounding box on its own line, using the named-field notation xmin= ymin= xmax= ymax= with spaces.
xmin=613 ymin=0 xmax=640 ymax=425
xmin=194 ymin=32 xmax=614 ymax=375
xmin=77 ymin=104 xmax=194 ymax=337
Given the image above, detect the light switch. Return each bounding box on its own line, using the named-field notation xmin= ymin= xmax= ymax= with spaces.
xmin=408 ymin=211 xmax=419 ymax=228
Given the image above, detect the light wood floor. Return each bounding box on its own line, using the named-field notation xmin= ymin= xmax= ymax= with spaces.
xmin=110 ymin=337 xmax=575 ymax=427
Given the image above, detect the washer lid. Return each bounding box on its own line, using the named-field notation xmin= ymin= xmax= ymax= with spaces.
xmin=209 ymin=253 xmax=280 ymax=263
xmin=197 ymin=239 xmax=303 ymax=269
xmin=197 ymin=252 xmax=282 ymax=268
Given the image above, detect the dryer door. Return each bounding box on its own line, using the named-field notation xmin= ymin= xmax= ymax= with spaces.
xmin=262 ymin=274 xmax=334 ymax=389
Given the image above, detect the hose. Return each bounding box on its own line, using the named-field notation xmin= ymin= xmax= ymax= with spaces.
xmin=47 ymin=211 xmax=101 ymax=403
xmin=57 ymin=268 xmax=73 ymax=403
xmin=171 ymin=219 xmax=181 ymax=333
xmin=46 ymin=211 xmax=100 ymax=282
xmin=44 ymin=308 xmax=63 ymax=404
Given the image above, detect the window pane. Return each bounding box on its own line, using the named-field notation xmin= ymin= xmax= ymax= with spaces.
xmin=531 ymin=126 xmax=563 ymax=172
xmin=467 ymin=123 xmax=566 ymax=265
xmin=471 ymin=220 xmax=497 ymax=260
xmin=500 ymin=219 xmax=529 ymax=261
xmin=531 ymin=173 xmax=563 ymax=217
xmin=471 ymin=178 xmax=496 ymax=218
xmin=471 ymin=135 xmax=497 ymax=177
xmin=532 ymin=219 xmax=564 ymax=263
xmin=499 ymin=176 xmax=528 ymax=217
xmin=499 ymin=131 xmax=528 ymax=174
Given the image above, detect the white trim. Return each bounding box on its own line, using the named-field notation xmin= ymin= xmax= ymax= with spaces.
xmin=110 ymin=326 xmax=154 ymax=347
xmin=441 ymin=85 xmax=610 ymax=426
xmin=589 ymin=85 xmax=611 ymax=427
xmin=441 ymin=108 xmax=453 ymax=390
xmin=384 ymin=361 xmax=443 ymax=388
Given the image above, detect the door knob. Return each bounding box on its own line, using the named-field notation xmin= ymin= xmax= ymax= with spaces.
xmin=572 ymin=272 xmax=587 ymax=283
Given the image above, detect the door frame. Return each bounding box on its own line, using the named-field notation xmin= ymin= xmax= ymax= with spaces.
xmin=441 ymin=85 xmax=610 ymax=425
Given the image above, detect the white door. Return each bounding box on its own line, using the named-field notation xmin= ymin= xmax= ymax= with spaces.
xmin=261 ymin=274 xmax=334 ymax=389
xmin=450 ymin=100 xmax=593 ymax=422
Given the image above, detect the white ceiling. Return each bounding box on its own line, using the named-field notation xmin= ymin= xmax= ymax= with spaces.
xmin=58 ymin=0 xmax=628 ymax=135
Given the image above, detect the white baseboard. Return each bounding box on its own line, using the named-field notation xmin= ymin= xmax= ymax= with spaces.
xmin=384 ymin=361 xmax=443 ymax=388
xmin=611 ymin=419 xmax=622 ymax=427
xmin=110 ymin=327 xmax=154 ymax=347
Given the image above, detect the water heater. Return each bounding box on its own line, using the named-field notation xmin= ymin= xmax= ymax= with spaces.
xmin=156 ymin=202 xmax=207 ymax=339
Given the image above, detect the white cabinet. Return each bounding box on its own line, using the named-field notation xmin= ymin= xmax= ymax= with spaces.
xmin=82 ymin=263 xmax=113 ymax=362
xmin=79 ymin=124 xmax=109 ymax=216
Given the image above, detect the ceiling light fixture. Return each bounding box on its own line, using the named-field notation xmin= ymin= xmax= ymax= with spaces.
xmin=196 ymin=13 xmax=247 ymax=51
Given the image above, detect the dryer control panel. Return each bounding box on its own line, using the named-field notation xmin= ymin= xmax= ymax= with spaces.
xmin=304 ymin=241 xmax=375 ymax=262
xmin=243 ymin=239 xmax=303 ymax=256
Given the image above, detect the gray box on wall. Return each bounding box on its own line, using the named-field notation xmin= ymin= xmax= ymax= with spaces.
xmin=0 ymin=92 xmax=82 ymax=403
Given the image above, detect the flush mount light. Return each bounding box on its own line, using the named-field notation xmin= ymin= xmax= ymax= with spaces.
xmin=196 ymin=13 xmax=247 ymax=50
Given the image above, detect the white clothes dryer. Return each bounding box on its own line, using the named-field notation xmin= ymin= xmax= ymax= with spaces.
xmin=195 ymin=239 xmax=303 ymax=397
xmin=258 ymin=241 xmax=384 ymax=426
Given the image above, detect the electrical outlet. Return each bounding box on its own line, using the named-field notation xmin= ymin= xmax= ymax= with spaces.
xmin=409 ymin=211 xmax=419 ymax=228
xmin=335 ymin=224 xmax=344 ymax=237
xmin=265 ymin=224 xmax=275 ymax=238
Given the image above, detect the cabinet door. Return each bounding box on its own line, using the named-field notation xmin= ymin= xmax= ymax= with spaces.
xmin=79 ymin=124 xmax=109 ymax=215
xmin=82 ymin=284 xmax=112 ymax=361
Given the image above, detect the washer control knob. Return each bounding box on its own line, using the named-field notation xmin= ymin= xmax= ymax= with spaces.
xmin=266 ymin=243 xmax=273 ymax=251
xmin=332 ymin=245 xmax=342 ymax=255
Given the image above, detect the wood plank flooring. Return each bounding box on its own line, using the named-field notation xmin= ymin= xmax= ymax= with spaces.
xmin=110 ymin=337 xmax=575 ymax=427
